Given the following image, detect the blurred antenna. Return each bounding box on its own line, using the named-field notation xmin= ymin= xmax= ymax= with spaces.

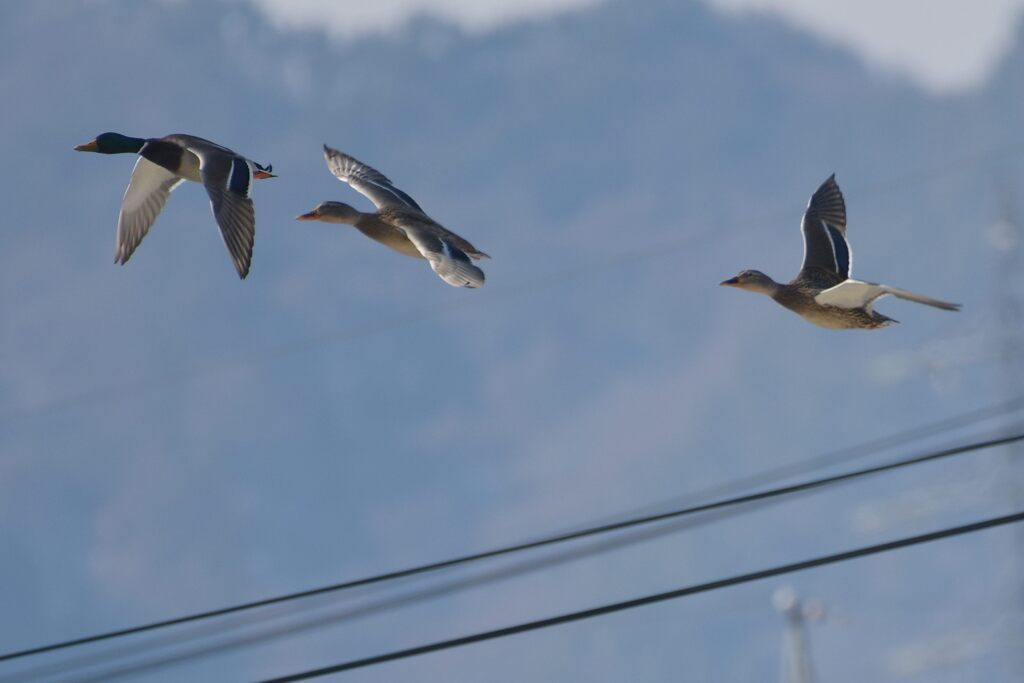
xmin=773 ymin=587 xmax=824 ymax=683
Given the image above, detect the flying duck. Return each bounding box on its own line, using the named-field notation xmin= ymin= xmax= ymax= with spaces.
xmin=296 ymin=146 xmax=489 ymax=288
xmin=720 ymin=174 xmax=960 ymax=329
xmin=74 ymin=132 xmax=275 ymax=278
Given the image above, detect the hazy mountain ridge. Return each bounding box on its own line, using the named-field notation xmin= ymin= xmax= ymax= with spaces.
xmin=1 ymin=1 xmax=1021 ymax=680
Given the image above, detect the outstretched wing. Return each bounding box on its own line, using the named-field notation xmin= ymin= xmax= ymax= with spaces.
xmin=115 ymin=155 xmax=184 ymax=265
xmin=323 ymin=145 xmax=424 ymax=212
xmin=815 ymin=279 xmax=960 ymax=312
xmin=191 ymin=148 xmax=256 ymax=279
xmin=392 ymin=218 xmax=486 ymax=288
xmin=800 ymin=174 xmax=851 ymax=279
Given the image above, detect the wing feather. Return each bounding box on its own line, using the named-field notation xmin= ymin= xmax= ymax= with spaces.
xmin=393 ymin=219 xmax=486 ymax=288
xmin=192 ymin=150 xmax=256 ymax=279
xmin=323 ymin=145 xmax=424 ymax=212
xmin=115 ymin=156 xmax=184 ymax=265
xmin=800 ymin=174 xmax=851 ymax=279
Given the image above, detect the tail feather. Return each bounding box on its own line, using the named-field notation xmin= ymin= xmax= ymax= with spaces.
xmin=885 ymin=286 xmax=961 ymax=311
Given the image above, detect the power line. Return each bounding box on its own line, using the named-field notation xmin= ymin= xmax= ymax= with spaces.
xmin=13 ymin=496 xmax=792 ymax=683
xmin=578 ymin=396 xmax=1024 ymax=527
xmin=4 ymin=430 xmax=1020 ymax=666
xmin=17 ymin=429 xmax=1021 ymax=683
xmin=13 ymin=424 xmax=1021 ymax=682
xmin=258 ymin=510 xmax=1024 ymax=682
xmin=6 ymin=142 xmax=1022 ymax=427
xmin=22 ymin=401 xmax=1013 ymax=682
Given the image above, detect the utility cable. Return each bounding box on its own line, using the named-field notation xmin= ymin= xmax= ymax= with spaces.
xmin=3 ymin=430 xmax=1020 ymax=666
xmin=259 ymin=510 xmax=1024 ymax=682
xmin=577 ymin=395 xmax=1024 ymax=527
xmin=12 ymin=428 xmax=1020 ymax=682
xmin=13 ymin=498 xmax=787 ymax=683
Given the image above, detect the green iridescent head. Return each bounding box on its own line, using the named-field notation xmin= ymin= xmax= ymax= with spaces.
xmin=74 ymin=132 xmax=146 ymax=154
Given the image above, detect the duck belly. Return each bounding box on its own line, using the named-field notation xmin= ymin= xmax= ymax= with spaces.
xmin=774 ymin=289 xmax=887 ymax=329
xmin=799 ymin=305 xmax=891 ymax=330
xmin=799 ymin=307 xmax=863 ymax=329
xmin=356 ymin=217 xmax=423 ymax=258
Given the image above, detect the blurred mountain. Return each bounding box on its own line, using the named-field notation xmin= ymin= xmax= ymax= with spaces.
xmin=1 ymin=1 xmax=1021 ymax=681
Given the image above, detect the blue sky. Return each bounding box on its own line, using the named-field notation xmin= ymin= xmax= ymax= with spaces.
xmin=2 ymin=1 xmax=1024 ymax=681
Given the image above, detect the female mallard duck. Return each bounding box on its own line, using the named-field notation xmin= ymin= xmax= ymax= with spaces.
xmin=74 ymin=132 xmax=275 ymax=279
xmin=296 ymin=145 xmax=489 ymax=288
xmin=720 ymin=174 xmax=960 ymax=329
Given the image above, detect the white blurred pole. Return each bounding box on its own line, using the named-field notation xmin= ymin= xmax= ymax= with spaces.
xmin=773 ymin=587 xmax=818 ymax=683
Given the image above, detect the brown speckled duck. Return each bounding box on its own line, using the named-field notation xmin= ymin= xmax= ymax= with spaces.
xmin=720 ymin=174 xmax=960 ymax=329
xmin=297 ymin=146 xmax=489 ymax=288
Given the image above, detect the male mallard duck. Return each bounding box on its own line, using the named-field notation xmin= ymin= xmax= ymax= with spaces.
xmin=296 ymin=145 xmax=489 ymax=288
xmin=74 ymin=132 xmax=275 ymax=279
xmin=720 ymin=174 xmax=960 ymax=329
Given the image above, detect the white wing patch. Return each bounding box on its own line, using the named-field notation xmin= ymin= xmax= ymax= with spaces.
xmin=814 ymin=280 xmax=885 ymax=310
xmin=115 ymin=157 xmax=184 ymax=265
xmin=121 ymin=157 xmax=182 ymax=213
xmin=815 ymin=279 xmax=960 ymax=312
